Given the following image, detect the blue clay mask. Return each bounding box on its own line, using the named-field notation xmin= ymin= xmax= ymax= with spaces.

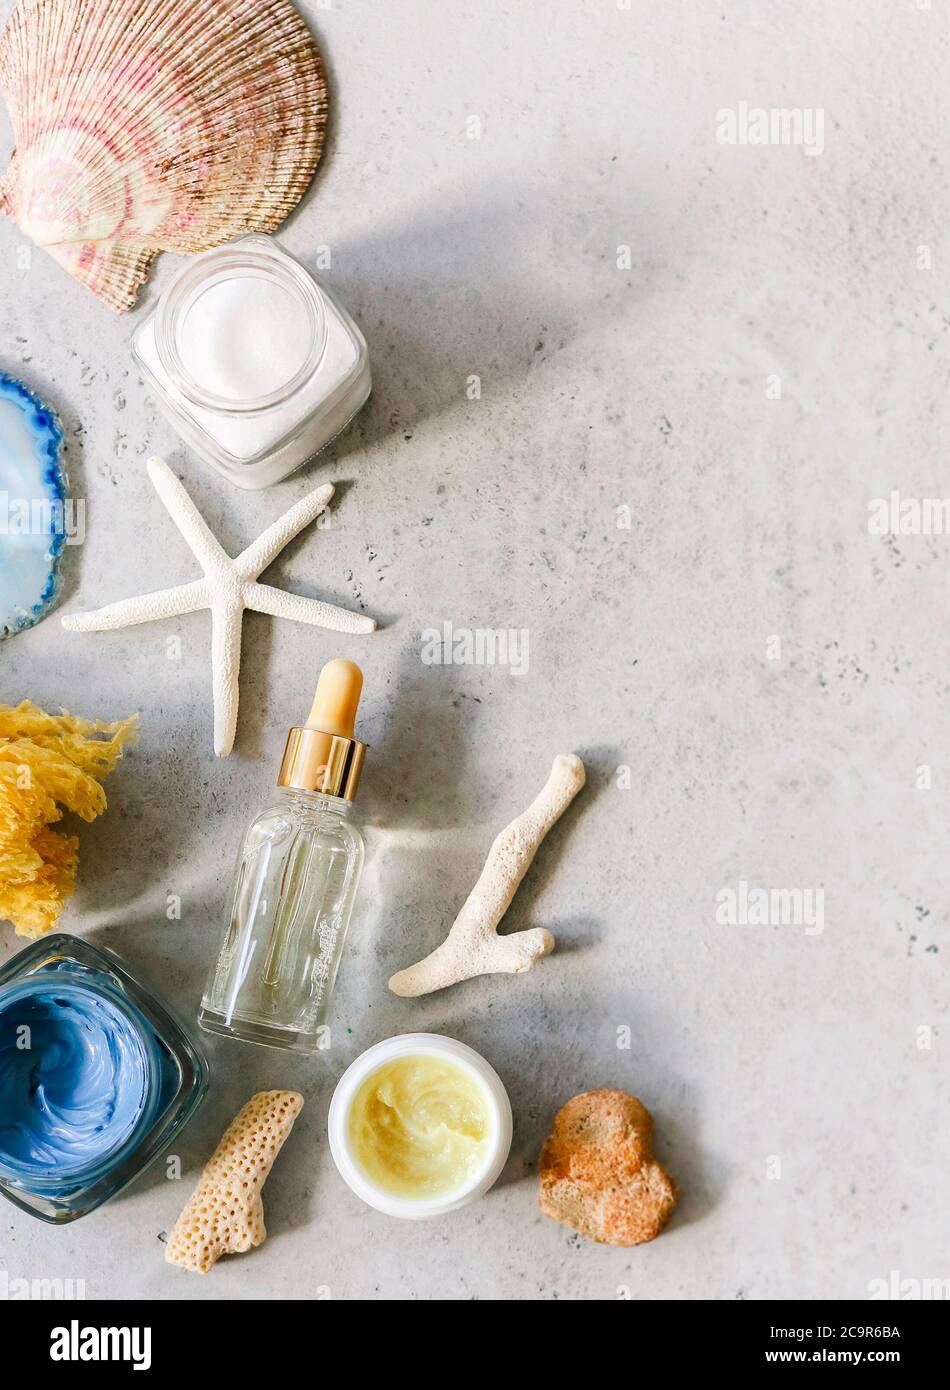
xmin=0 ymin=935 xmax=208 ymax=1224
xmin=0 ymin=980 xmax=158 ymax=1180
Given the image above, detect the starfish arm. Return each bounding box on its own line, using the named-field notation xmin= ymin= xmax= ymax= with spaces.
xmin=61 ymin=579 xmax=211 ymax=632
xmin=233 ymin=484 xmax=335 ymax=581
xmin=244 ymin=582 xmax=377 ymax=634
xmin=210 ymin=599 xmax=244 ymax=758
xmin=147 ymin=457 xmax=229 ymax=577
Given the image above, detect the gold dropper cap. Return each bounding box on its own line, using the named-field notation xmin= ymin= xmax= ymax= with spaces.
xmin=277 ymin=659 xmax=366 ymax=801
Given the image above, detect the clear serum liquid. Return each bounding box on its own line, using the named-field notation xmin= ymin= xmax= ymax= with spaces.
xmin=199 ymin=659 xmax=369 ymax=1053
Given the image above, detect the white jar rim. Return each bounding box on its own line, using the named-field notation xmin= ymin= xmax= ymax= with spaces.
xmin=154 ymin=235 xmax=328 ymax=417
xmin=328 ymin=1033 xmax=513 ymax=1219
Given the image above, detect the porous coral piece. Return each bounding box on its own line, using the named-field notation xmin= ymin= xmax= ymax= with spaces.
xmin=166 ymin=1090 xmax=304 ymax=1275
xmin=0 ymin=701 xmax=137 ymax=937
xmin=539 ymin=1089 xmax=677 ymax=1246
xmin=389 ymin=753 xmax=585 ymax=997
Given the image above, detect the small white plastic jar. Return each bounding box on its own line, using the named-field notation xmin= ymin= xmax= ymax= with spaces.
xmin=328 ymin=1033 xmax=513 ymax=1219
xmin=131 ymin=235 xmax=371 ymax=490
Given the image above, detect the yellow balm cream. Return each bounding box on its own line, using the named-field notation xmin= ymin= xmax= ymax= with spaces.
xmin=348 ymin=1055 xmax=492 ymax=1199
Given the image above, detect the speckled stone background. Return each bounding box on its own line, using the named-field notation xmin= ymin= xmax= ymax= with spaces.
xmin=1 ymin=0 xmax=947 ymax=1300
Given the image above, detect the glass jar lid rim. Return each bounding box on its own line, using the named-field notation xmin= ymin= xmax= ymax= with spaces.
xmin=154 ymin=240 xmax=329 ymax=416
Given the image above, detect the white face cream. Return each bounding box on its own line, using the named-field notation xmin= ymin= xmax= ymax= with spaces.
xmin=177 ymin=275 xmax=314 ymax=402
xmin=131 ymin=235 xmax=371 ymax=490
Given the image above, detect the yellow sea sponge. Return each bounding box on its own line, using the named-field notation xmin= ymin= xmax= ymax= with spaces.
xmin=0 ymin=701 xmax=137 ymax=938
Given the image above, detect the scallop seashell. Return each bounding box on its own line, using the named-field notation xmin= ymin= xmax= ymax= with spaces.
xmin=0 ymin=0 xmax=328 ymax=312
xmin=0 ymin=374 xmax=68 ymax=638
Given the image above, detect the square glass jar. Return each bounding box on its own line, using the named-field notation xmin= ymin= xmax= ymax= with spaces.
xmin=0 ymin=934 xmax=208 ymax=1224
xmin=131 ymin=234 xmax=372 ymax=490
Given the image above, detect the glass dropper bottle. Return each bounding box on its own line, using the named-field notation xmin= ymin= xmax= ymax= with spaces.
xmin=199 ymin=659 xmax=367 ymax=1053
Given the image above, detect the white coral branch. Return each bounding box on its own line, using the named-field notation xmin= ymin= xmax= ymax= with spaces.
xmin=389 ymin=754 xmax=586 ymax=997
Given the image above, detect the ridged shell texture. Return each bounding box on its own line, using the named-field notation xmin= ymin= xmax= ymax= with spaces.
xmin=0 ymin=0 xmax=328 ymax=310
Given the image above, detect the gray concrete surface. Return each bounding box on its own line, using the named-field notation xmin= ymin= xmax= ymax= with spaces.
xmin=1 ymin=0 xmax=948 ymax=1300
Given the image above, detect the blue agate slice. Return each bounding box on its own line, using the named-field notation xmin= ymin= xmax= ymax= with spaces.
xmin=0 ymin=375 xmax=67 ymax=638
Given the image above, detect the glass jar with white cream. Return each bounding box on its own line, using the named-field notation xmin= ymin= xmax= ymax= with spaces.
xmin=131 ymin=235 xmax=371 ymax=490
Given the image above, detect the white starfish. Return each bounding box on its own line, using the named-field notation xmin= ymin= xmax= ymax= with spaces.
xmin=62 ymin=456 xmax=375 ymax=757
